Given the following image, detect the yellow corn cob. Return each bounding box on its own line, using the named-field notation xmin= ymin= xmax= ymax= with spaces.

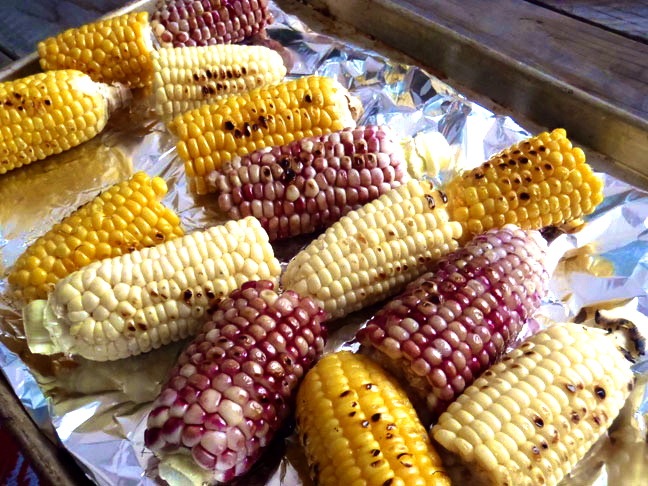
xmin=282 ymin=179 xmax=462 ymax=319
xmin=0 ymin=70 xmax=129 ymax=175
xmin=169 ymin=75 xmax=363 ymax=194
xmin=23 ymin=217 xmax=281 ymax=361
xmin=296 ymin=351 xmax=451 ymax=486
xmin=152 ymin=44 xmax=287 ymax=122
xmin=8 ymin=172 xmax=183 ymax=302
xmin=445 ymin=129 xmax=604 ymax=240
xmin=432 ymin=323 xmax=634 ymax=486
xmin=37 ymin=12 xmax=155 ymax=88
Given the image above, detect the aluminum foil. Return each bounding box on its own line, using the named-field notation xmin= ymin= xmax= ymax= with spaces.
xmin=0 ymin=2 xmax=647 ymax=485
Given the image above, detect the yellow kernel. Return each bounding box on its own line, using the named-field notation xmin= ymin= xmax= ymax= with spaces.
xmin=29 ymin=268 xmax=48 ymax=285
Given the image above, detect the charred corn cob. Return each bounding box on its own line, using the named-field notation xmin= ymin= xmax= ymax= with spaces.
xmin=432 ymin=323 xmax=634 ymax=486
xmin=153 ymin=44 xmax=286 ymax=121
xmin=445 ymin=129 xmax=604 ymax=240
xmin=145 ymin=280 xmax=327 ymax=484
xmin=358 ymin=225 xmax=549 ymax=420
xmin=170 ymin=75 xmax=362 ymax=195
xmin=296 ymin=351 xmax=451 ymax=486
xmin=0 ymin=70 xmax=129 ymax=175
xmin=8 ymin=172 xmax=183 ymax=302
xmin=151 ymin=0 xmax=273 ymax=48
xmin=37 ymin=12 xmax=155 ymax=88
xmin=282 ymin=179 xmax=462 ymax=319
xmin=23 ymin=217 xmax=281 ymax=361
xmin=214 ymin=125 xmax=410 ymax=240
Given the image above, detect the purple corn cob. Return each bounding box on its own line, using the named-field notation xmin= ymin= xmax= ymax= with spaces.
xmin=151 ymin=0 xmax=273 ymax=48
xmin=357 ymin=224 xmax=549 ymax=421
xmin=214 ymin=125 xmax=410 ymax=241
xmin=144 ymin=280 xmax=327 ymax=483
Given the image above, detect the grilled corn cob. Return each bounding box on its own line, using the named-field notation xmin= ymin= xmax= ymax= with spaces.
xmin=145 ymin=280 xmax=327 ymax=484
xmin=214 ymin=125 xmax=410 ymax=240
xmin=358 ymin=225 xmax=549 ymax=420
xmin=296 ymin=351 xmax=451 ymax=486
xmin=153 ymin=44 xmax=286 ymax=121
xmin=282 ymin=179 xmax=462 ymax=319
xmin=151 ymin=0 xmax=273 ymax=48
xmin=432 ymin=323 xmax=634 ymax=486
xmin=445 ymin=129 xmax=604 ymax=240
xmin=23 ymin=217 xmax=281 ymax=361
xmin=0 ymin=70 xmax=129 ymax=175
xmin=8 ymin=172 xmax=183 ymax=302
xmin=170 ymin=75 xmax=362 ymax=195
xmin=38 ymin=12 xmax=155 ymax=89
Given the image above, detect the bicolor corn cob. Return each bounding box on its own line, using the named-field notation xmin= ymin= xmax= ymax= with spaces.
xmin=23 ymin=217 xmax=281 ymax=361
xmin=152 ymin=44 xmax=286 ymax=121
xmin=151 ymin=0 xmax=273 ymax=48
xmin=432 ymin=323 xmax=634 ymax=486
xmin=170 ymin=75 xmax=362 ymax=194
xmin=296 ymin=351 xmax=451 ymax=486
xmin=0 ymin=70 xmax=129 ymax=175
xmin=282 ymin=179 xmax=463 ymax=319
xmin=145 ymin=280 xmax=327 ymax=484
xmin=358 ymin=225 xmax=549 ymax=420
xmin=445 ymin=129 xmax=604 ymax=240
xmin=8 ymin=172 xmax=183 ymax=302
xmin=214 ymin=125 xmax=410 ymax=240
xmin=38 ymin=12 xmax=155 ymax=88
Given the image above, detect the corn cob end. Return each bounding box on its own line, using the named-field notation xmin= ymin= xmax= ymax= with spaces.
xmin=23 ymin=299 xmax=62 ymax=356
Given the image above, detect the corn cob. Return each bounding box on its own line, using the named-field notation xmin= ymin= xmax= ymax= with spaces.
xmin=0 ymin=70 xmax=129 ymax=175
xmin=170 ymin=75 xmax=362 ymax=195
xmin=445 ymin=128 xmax=604 ymax=240
xmin=358 ymin=225 xmax=549 ymax=420
xmin=37 ymin=12 xmax=155 ymax=89
xmin=432 ymin=323 xmax=634 ymax=486
xmin=214 ymin=125 xmax=411 ymax=240
xmin=152 ymin=44 xmax=286 ymax=122
xmin=23 ymin=217 xmax=282 ymax=361
xmin=8 ymin=172 xmax=183 ymax=303
xmin=296 ymin=351 xmax=451 ymax=486
xmin=145 ymin=280 xmax=327 ymax=484
xmin=151 ymin=0 xmax=273 ymax=48
xmin=282 ymin=179 xmax=462 ymax=319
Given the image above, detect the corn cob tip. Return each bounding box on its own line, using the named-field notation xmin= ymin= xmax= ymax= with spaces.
xmin=158 ymin=454 xmax=212 ymax=486
xmin=401 ymin=131 xmax=452 ymax=179
xmin=23 ymin=299 xmax=62 ymax=356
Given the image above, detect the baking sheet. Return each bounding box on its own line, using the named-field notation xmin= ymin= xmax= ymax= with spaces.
xmin=0 ymin=1 xmax=647 ymax=485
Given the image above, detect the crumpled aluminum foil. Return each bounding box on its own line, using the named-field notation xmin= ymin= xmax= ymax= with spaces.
xmin=0 ymin=2 xmax=646 ymax=485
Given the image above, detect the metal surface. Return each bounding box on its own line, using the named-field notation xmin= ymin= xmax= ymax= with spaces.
xmin=301 ymin=0 xmax=648 ymax=188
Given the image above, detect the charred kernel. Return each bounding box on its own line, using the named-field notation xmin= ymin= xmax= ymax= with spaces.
xmin=371 ymin=449 xmax=380 ymax=457
xmin=184 ymin=289 xmax=193 ymax=300
xmin=361 ymin=420 xmax=370 ymax=427
xmin=340 ymin=390 xmax=351 ymax=397
xmin=565 ymin=384 xmax=577 ymax=393
xmin=349 ymin=411 xmax=356 ymax=417
xmin=224 ymin=120 xmax=235 ymax=130
xmin=533 ymin=416 xmax=544 ymax=428
xmin=383 ymin=480 xmax=394 ymax=486
xmin=594 ymin=386 xmax=606 ymax=399
xmin=371 ymin=413 xmax=381 ymax=422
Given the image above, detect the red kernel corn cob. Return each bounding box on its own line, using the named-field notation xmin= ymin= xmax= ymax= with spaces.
xmin=170 ymin=75 xmax=362 ymax=195
xmin=151 ymin=0 xmax=273 ymax=48
xmin=145 ymin=280 xmax=327 ymax=484
xmin=445 ymin=128 xmax=604 ymax=240
xmin=8 ymin=172 xmax=183 ymax=302
xmin=38 ymin=12 xmax=155 ymax=88
xmin=432 ymin=323 xmax=634 ymax=486
xmin=357 ymin=225 xmax=549 ymax=420
xmin=296 ymin=351 xmax=451 ymax=486
xmin=282 ymin=179 xmax=463 ymax=319
xmin=214 ymin=125 xmax=410 ymax=240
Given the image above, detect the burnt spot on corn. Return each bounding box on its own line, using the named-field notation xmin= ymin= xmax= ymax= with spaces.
xmin=520 ymin=192 xmax=531 ymax=201
xmin=565 ymin=383 xmax=577 ymax=393
xmin=533 ymin=416 xmax=544 ymax=428
xmin=304 ymin=93 xmax=313 ymax=103
xmin=361 ymin=420 xmax=370 ymax=427
xmin=570 ymin=411 xmax=581 ymax=423
xmin=137 ymin=323 xmax=148 ymax=331
xmin=371 ymin=449 xmax=380 ymax=457
xmin=371 ymin=413 xmax=381 ymax=422
xmin=386 ymin=423 xmax=396 ymax=430
xmin=595 ymin=386 xmax=606 ymax=399
xmin=224 ymin=120 xmax=235 ymax=130
xmin=339 ymin=390 xmax=351 ymax=397
xmin=439 ymin=191 xmax=448 ymax=203
xmin=425 ymin=194 xmax=436 ymax=209
xmin=371 ymin=459 xmax=383 ymax=467
xmin=349 ymin=411 xmax=356 ymax=417
xmin=383 ymin=479 xmax=394 ymax=486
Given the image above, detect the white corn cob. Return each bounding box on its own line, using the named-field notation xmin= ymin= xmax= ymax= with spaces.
xmin=152 ymin=44 xmax=286 ymax=121
xmin=281 ymin=179 xmax=463 ymax=319
xmin=23 ymin=217 xmax=281 ymax=361
xmin=432 ymin=323 xmax=634 ymax=486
